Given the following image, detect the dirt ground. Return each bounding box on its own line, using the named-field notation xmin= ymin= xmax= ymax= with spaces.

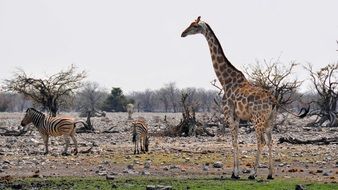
xmin=0 ymin=112 xmax=337 ymax=183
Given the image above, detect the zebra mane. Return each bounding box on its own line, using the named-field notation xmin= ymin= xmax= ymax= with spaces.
xmin=27 ymin=107 xmax=45 ymax=117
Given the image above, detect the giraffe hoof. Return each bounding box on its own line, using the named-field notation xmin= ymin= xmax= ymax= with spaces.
xmin=267 ymin=175 xmax=274 ymax=180
xmin=248 ymin=175 xmax=256 ymax=180
xmin=231 ymin=173 xmax=240 ymax=179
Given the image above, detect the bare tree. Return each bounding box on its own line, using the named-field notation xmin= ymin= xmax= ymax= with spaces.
xmin=244 ymin=59 xmax=302 ymax=109
xmin=3 ymin=65 xmax=86 ymax=116
xmin=166 ymin=82 xmax=180 ymax=112
xmin=157 ymin=87 xmax=170 ymax=112
xmin=75 ymin=81 xmax=107 ymax=116
xmin=305 ymin=63 xmax=338 ymax=127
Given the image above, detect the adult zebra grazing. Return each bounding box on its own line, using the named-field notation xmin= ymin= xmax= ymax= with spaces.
xmin=20 ymin=108 xmax=86 ymax=155
xmin=132 ymin=120 xmax=149 ymax=154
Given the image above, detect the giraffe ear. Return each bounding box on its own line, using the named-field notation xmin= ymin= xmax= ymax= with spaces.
xmin=196 ymin=16 xmax=201 ymax=23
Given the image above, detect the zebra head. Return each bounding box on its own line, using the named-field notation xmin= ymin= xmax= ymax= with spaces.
xmin=144 ymin=136 xmax=149 ymax=152
xmin=20 ymin=108 xmax=36 ymax=126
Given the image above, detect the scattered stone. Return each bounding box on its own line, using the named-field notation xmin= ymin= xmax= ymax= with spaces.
xmin=203 ymin=165 xmax=209 ymax=171
xmin=213 ymin=161 xmax=223 ymax=168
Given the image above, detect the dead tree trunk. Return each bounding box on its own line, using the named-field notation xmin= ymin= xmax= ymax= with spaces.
xmin=76 ymin=110 xmax=95 ymax=133
xmin=164 ymin=93 xmax=214 ymax=137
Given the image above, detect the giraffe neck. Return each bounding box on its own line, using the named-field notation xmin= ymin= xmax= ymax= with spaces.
xmin=202 ymin=23 xmax=247 ymax=90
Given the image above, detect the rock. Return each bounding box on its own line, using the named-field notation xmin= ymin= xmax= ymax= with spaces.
xmin=146 ymin=185 xmax=172 ymax=190
xmin=213 ymin=161 xmax=223 ymax=168
xmin=29 ymin=138 xmax=39 ymax=144
xmin=316 ymin=169 xmax=323 ymax=173
xmin=295 ymin=184 xmax=305 ymax=190
xmin=242 ymin=168 xmax=250 ymax=174
xmin=106 ymin=174 xmax=115 ymax=180
xmin=258 ymin=164 xmax=268 ymax=168
xmin=122 ymin=169 xmax=134 ymax=174
xmin=323 ymin=172 xmax=330 ymax=176
xmin=163 ymin=166 xmax=169 ymax=171
xmin=144 ymin=160 xmax=151 ymax=169
xmin=98 ymin=171 xmax=107 ymax=176
xmin=127 ymin=164 xmax=134 ymax=170
xmin=203 ymin=165 xmax=209 ymax=171
xmin=169 ymin=165 xmax=179 ymax=169
xmin=141 ymin=170 xmax=150 ymax=175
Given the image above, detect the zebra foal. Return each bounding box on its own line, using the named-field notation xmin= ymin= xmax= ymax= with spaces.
xmin=132 ymin=120 xmax=149 ymax=154
xmin=20 ymin=108 xmax=85 ymax=155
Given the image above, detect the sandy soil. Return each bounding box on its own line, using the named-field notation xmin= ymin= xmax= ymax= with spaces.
xmin=0 ymin=112 xmax=337 ymax=182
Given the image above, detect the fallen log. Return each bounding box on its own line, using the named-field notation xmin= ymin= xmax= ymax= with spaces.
xmin=0 ymin=127 xmax=27 ymax=136
xmin=278 ymin=136 xmax=338 ymax=145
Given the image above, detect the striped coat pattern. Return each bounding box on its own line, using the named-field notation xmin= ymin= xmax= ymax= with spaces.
xmin=132 ymin=120 xmax=149 ymax=154
xmin=20 ymin=108 xmax=85 ymax=155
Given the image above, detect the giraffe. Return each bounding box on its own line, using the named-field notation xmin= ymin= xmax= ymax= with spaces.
xmin=181 ymin=16 xmax=276 ymax=180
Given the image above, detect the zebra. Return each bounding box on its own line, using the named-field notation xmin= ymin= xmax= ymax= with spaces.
xmin=132 ymin=120 xmax=149 ymax=154
xmin=20 ymin=108 xmax=86 ymax=155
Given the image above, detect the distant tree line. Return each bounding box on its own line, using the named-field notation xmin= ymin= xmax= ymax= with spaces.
xmin=127 ymin=82 xmax=218 ymax=112
xmin=1 ymin=60 xmax=337 ymax=127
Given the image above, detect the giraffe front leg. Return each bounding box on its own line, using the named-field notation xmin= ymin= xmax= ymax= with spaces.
xmin=231 ymin=124 xmax=240 ymax=179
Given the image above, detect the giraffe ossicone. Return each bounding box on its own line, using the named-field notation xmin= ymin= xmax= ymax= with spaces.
xmin=182 ymin=16 xmax=276 ymax=180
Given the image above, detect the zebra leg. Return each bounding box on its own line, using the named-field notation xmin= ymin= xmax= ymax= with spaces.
xmin=43 ymin=135 xmax=49 ymax=155
xmin=140 ymin=138 xmax=144 ymax=153
xmin=134 ymin=140 xmax=137 ymax=155
xmin=71 ymin=135 xmax=78 ymax=155
xmin=62 ymin=135 xmax=70 ymax=156
xmin=136 ymin=140 xmax=140 ymax=154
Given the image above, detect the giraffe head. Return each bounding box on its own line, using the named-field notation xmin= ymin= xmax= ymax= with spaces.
xmin=181 ymin=16 xmax=207 ymax=37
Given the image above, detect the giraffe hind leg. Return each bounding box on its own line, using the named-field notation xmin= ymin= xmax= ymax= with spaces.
xmin=249 ymin=127 xmax=265 ymax=180
xmin=266 ymin=129 xmax=274 ymax=180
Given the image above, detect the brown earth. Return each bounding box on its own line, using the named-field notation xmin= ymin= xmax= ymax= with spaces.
xmin=0 ymin=112 xmax=337 ymax=182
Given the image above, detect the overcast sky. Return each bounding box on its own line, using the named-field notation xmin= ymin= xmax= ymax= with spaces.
xmin=0 ymin=0 xmax=337 ymax=93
